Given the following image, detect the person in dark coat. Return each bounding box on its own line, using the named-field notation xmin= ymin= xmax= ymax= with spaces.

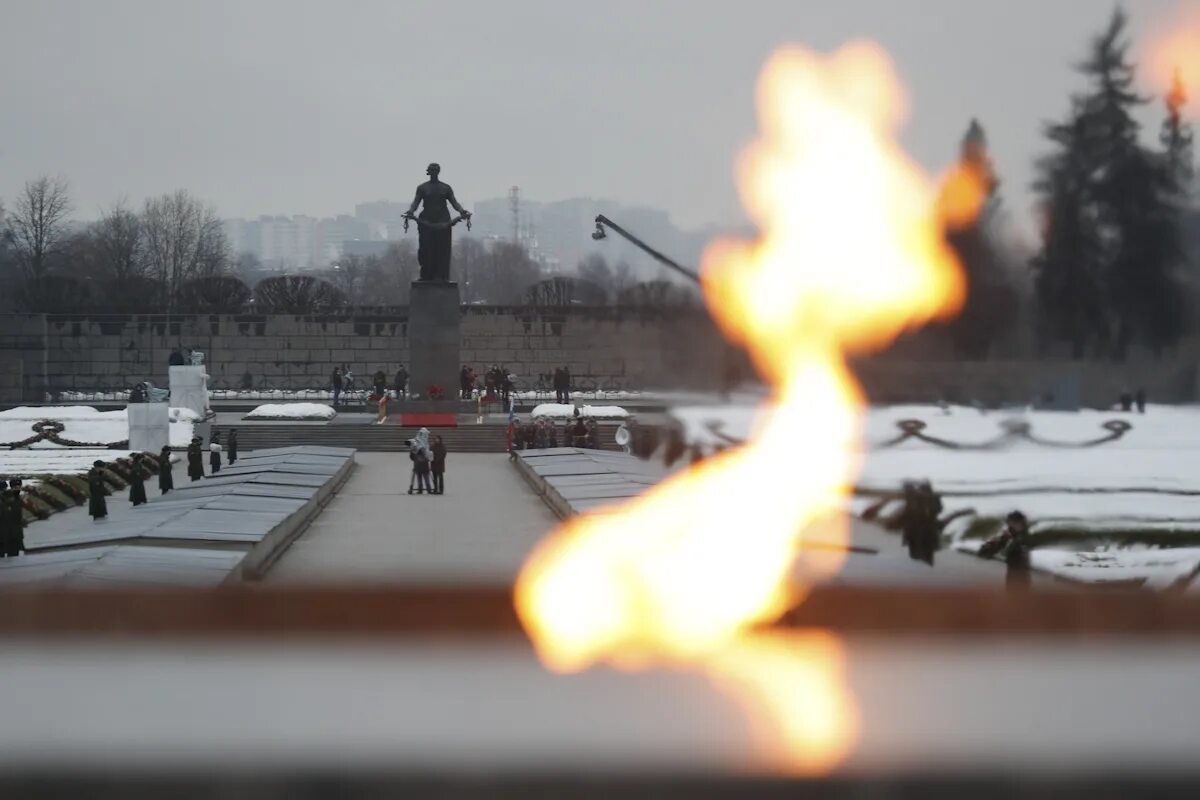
xmin=187 ymin=437 xmax=204 ymax=481
xmin=373 ymin=369 xmax=388 ymax=398
xmin=979 ymin=511 xmax=1033 ymax=590
xmin=2 ymin=479 xmax=26 ymax=557
xmin=129 ymin=454 xmax=148 ymax=507
xmin=408 ymin=429 xmax=433 ymax=495
xmin=395 ymin=364 xmax=409 ymax=401
xmin=331 ymin=366 xmax=344 ymax=408
xmin=430 ymin=435 xmax=448 ymax=495
xmin=0 ymin=482 xmax=13 ymax=558
xmin=158 ymin=445 xmax=175 ymax=494
xmin=898 ymin=480 xmax=942 ymax=566
xmin=209 ymin=433 xmax=222 ymax=474
xmin=87 ymin=461 xmax=109 ymax=521
xmin=227 ymin=429 xmax=239 ymax=465
xmin=572 ymin=417 xmax=587 ymax=448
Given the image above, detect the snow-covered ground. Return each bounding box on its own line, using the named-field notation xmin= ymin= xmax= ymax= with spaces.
xmin=667 ymin=402 xmax=1200 ymax=589
xmin=244 ymin=403 xmax=337 ymax=420
xmin=0 ymin=406 xmax=195 ymax=449
xmin=531 ymin=404 xmax=630 ymax=420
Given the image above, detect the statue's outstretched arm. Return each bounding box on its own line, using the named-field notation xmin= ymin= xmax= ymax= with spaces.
xmin=448 ymin=187 xmax=469 ymax=216
xmin=406 ymin=187 xmax=422 ymax=216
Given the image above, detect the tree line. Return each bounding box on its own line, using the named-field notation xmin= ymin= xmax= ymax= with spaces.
xmin=0 ymin=182 xmax=697 ymax=313
xmin=940 ymin=9 xmax=1197 ymax=361
xmin=0 ymin=184 xmax=229 ymax=313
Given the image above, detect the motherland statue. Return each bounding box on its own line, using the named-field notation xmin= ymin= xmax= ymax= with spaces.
xmin=404 ymin=163 xmax=472 ymax=283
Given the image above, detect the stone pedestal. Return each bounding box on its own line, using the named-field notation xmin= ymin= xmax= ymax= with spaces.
xmin=408 ymin=282 xmax=461 ymax=400
xmin=127 ymin=403 xmax=169 ymax=453
xmin=169 ymin=365 xmax=210 ymax=419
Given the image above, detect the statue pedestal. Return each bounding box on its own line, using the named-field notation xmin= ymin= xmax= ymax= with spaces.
xmin=408 ymin=281 xmax=461 ymax=400
xmin=127 ymin=403 xmax=169 ymax=453
xmin=169 ymin=365 xmax=210 ymax=419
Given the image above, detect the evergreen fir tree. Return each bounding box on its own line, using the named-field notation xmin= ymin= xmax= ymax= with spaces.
xmin=942 ymin=119 xmax=1015 ymax=358
xmin=1161 ymin=67 xmax=1195 ymax=192
xmin=1033 ymin=9 xmax=1186 ymax=359
xmin=1033 ymin=108 xmax=1107 ymax=358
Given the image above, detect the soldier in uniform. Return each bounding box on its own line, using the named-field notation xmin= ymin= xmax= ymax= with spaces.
xmin=187 ymin=437 xmax=205 ymax=481
xmin=0 ymin=481 xmax=12 ymax=558
xmin=979 ymin=511 xmax=1034 ymax=590
xmin=899 ymin=480 xmax=943 ymax=566
xmin=129 ymin=454 xmax=148 ymax=507
xmin=88 ymin=461 xmax=109 ymax=521
xmin=158 ymin=445 xmax=175 ymax=494
xmin=2 ymin=479 xmax=27 ymax=557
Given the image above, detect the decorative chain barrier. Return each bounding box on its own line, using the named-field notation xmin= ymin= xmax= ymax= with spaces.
xmin=871 ymin=418 xmax=1133 ymax=450
xmin=622 ymin=416 xmax=1135 ymax=467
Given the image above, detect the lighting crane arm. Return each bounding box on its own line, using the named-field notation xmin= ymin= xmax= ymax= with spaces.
xmin=591 ymin=215 xmax=701 ymax=285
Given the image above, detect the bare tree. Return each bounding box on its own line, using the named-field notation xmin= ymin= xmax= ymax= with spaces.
xmin=452 ymin=237 xmax=487 ymax=302
xmin=141 ymin=190 xmax=229 ymax=307
xmin=617 ymin=279 xmax=700 ymax=307
xmin=525 ymin=276 xmax=608 ymax=306
xmin=254 ymin=275 xmax=346 ymax=313
xmin=479 ymin=241 xmax=540 ymax=304
xmin=328 ymin=254 xmax=371 ymax=303
xmin=177 ymin=275 xmax=252 ymax=313
xmin=7 ymin=176 xmax=72 ymax=279
xmin=356 ymin=241 xmax=418 ymax=306
xmin=88 ymin=201 xmax=145 ymax=287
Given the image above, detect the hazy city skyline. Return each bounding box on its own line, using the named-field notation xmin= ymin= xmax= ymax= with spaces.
xmin=1 ymin=0 xmax=1194 ymax=238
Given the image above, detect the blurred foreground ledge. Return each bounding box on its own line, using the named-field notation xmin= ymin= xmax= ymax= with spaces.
xmin=1 ymin=584 xmax=1200 ymax=637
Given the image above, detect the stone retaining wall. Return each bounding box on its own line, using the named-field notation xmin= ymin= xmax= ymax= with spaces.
xmin=3 ymin=309 xmax=1196 ymax=407
xmin=0 ymin=308 xmax=729 ymax=402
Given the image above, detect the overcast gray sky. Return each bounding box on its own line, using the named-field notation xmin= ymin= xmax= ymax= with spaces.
xmin=0 ymin=0 xmax=1194 ymax=233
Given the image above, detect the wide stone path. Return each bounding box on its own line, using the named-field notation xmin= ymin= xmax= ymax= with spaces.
xmin=268 ymin=452 xmax=559 ymax=583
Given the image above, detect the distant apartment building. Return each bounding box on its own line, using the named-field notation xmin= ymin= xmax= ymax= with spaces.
xmin=354 ymin=200 xmax=410 ymax=240
xmin=224 ymin=214 xmax=373 ymax=271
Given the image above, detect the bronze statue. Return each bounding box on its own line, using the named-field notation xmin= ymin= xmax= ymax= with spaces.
xmin=405 ymin=163 xmax=471 ymax=283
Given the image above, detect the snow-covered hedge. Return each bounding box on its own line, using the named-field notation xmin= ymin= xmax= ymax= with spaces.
xmin=244 ymin=403 xmax=337 ymax=421
xmin=530 ymin=404 xmax=630 ymax=420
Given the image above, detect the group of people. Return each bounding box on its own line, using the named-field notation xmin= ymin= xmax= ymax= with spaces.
xmin=0 ymin=479 xmax=26 ymax=557
xmin=186 ymin=430 xmax=238 ymax=481
xmin=407 ymin=427 xmax=448 ymax=495
xmin=328 ymin=363 xmax=578 ymax=408
xmin=459 ymin=365 xmax=516 ymax=403
xmin=87 ymin=430 xmax=241 ymax=524
xmin=508 ymin=415 xmax=600 ymax=454
xmin=896 ymin=481 xmax=1033 ymax=588
xmin=332 ymin=365 xmax=410 ymax=408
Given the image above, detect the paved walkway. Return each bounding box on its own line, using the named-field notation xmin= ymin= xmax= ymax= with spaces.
xmin=268 ymin=452 xmax=559 ymax=583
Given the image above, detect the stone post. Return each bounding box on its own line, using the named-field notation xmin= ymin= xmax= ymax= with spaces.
xmin=169 ymin=365 xmax=210 ymax=419
xmin=127 ymin=402 xmax=170 ymax=453
xmin=407 ymin=282 xmax=461 ymax=400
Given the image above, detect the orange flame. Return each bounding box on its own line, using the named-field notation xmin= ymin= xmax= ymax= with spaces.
xmin=1142 ymin=7 xmax=1200 ymax=116
xmin=516 ymin=42 xmax=973 ymax=772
